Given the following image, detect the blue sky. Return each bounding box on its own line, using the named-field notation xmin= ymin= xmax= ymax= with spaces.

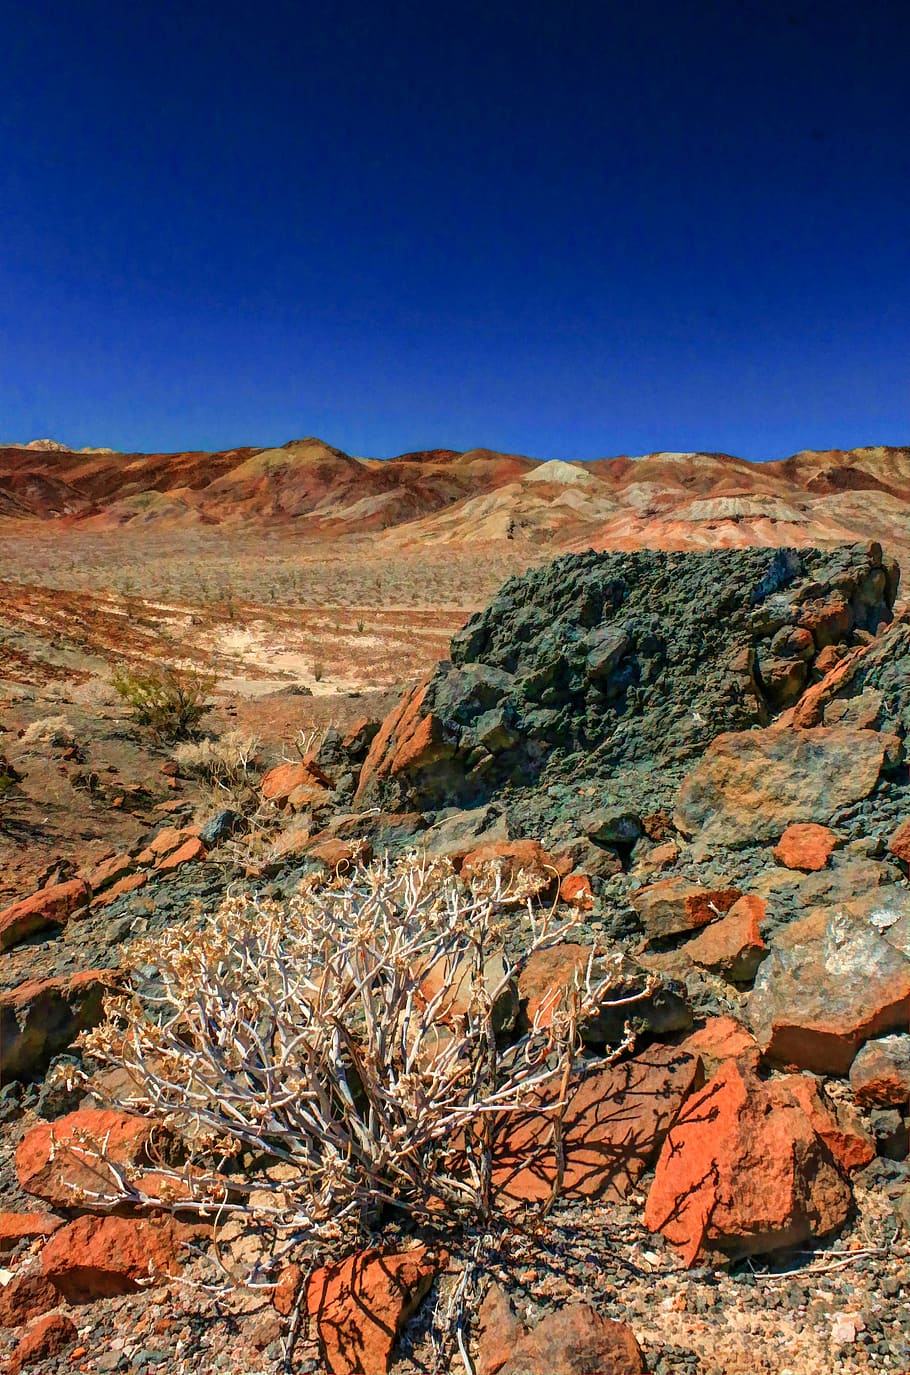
xmin=1 ymin=0 xmax=907 ymax=461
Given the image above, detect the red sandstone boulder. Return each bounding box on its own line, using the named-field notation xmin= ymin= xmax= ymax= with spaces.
xmin=517 ymin=944 xmax=691 ymax=1044
xmin=155 ymin=835 xmax=206 ymax=871
xmin=849 ymin=1034 xmax=910 ymax=1107
xmin=354 ymin=679 xmax=452 ymax=806
xmin=92 ymin=871 xmax=149 ymax=907
xmin=674 ymin=726 xmax=899 ymax=847
xmin=7 ymin=1314 xmax=77 ymax=1373
xmin=747 ymin=888 xmax=910 ymax=1075
xmin=783 ymin=1075 xmax=875 ymax=1174
xmin=491 ymin=1045 xmax=702 ymax=1205
xmin=0 ymin=879 xmax=90 ymax=951
xmin=682 ymin=894 xmax=768 ymax=982
xmin=644 ymin=1059 xmax=852 ymax=1265
xmin=85 ymin=853 xmax=135 ymax=893
xmin=559 ymin=872 xmax=594 ymax=909
xmin=477 ymin=1284 xmax=644 ymax=1375
xmin=773 ymin=823 xmax=838 ymax=871
xmin=0 ymin=1213 xmax=62 ymax=1255
xmin=42 ymin=1213 xmax=190 ymax=1302
xmin=460 ymin=839 xmax=566 ymax=900
xmin=1 ymin=970 xmax=111 ymax=1083
xmin=630 ymin=877 xmax=740 ymax=941
xmin=306 ymin=1246 xmax=445 ymax=1375
xmin=16 ymin=1109 xmax=161 ymax=1210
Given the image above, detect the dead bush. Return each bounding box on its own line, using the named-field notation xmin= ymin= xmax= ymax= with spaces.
xmin=76 ymin=857 xmax=648 ymax=1276
xmin=21 ymin=714 xmax=76 ymax=748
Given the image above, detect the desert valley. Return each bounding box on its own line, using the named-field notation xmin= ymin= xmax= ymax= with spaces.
xmin=1 ymin=437 xmax=909 ymax=1375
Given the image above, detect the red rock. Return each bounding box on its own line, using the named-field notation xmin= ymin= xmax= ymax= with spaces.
xmin=305 ymin=838 xmax=373 ymax=871
xmin=630 ymin=877 xmax=741 ymax=941
xmin=16 ymin=1109 xmax=159 ymax=1210
xmin=7 ymin=1313 xmax=78 ymax=1373
xmin=155 ymin=836 xmax=205 ymax=871
xmin=887 ymin=818 xmax=910 ymax=866
xmin=748 ymin=889 xmax=910 ymax=1075
xmin=773 ymin=823 xmax=838 ymax=871
xmin=559 ymin=873 xmax=594 ymax=909
xmin=0 ymin=1271 xmax=60 ymax=1328
xmin=354 ymin=680 xmax=454 ymax=804
xmin=272 ymin=1262 xmax=304 ymax=1316
xmin=41 ymin=1214 xmax=190 ymax=1302
xmin=491 ymin=1045 xmax=702 ymax=1205
xmin=286 ymin=780 xmax=332 ymax=810
xmin=783 ymin=1075 xmax=875 ymax=1174
xmin=849 ymin=1034 xmax=910 ymax=1107
xmin=0 ymin=879 xmax=90 ymax=951
xmin=680 ymin=1017 xmax=760 ymax=1076
xmin=461 ymin=840 xmax=564 ymax=901
xmin=682 ymin=894 xmax=767 ymax=982
xmin=85 ymin=853 xmax=135 ymax=892
xmin=260 ymin=762 xmax=324 ymax=807
xmin=477 ymin=1286 xmax=644 ymax=1375
xmin=418 ymin=950 xmax=517 ymax=1036
xmin=644 ymin=1059 xmax=852 ymax=1265
xmin=92 ymin=871 xmax=149 ymax=907
xmin=1 ymin=970 xmax=112 ymax=1083
xmin=0 ymin=1213 xmax=62 ymax=1255
xmin=674 ymin=726 xmax=898 ymax=847
xmin=145 ymin=826 xmax=193 ymax=858
xmin=306 ymin=1246 xmax=445 ymax=1375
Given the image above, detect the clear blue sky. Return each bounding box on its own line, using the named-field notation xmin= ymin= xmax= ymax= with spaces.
xmin=1 ymin=0 xmax=907 ymax=461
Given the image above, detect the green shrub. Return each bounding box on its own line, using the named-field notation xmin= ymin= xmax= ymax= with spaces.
xmin=112 ymin=665 xmax=214 ymax=742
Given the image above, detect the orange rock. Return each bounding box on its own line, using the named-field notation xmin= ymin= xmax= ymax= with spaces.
xmin=0 ymin=1271 xmax=60 ymax=1328
xmin=85 ymin=853 xmax=135 ymax=892
xmin=849 ymin=1034 xmax=910 ymax=1107
xmin=261 ymin=761 xmax=328 ymax=808
xmin=461 ymin=840 xmax=564 ymax=900
xmin=286 ymin=780 xmax=332 ymax=811
xmin=631 ymin=877 xmax=741 ymax=941
xmin=784 ymin=1075 xmax=875 ymax=1174
xmin=305 ymin=837 xmax=372 ymax=870
xmin=16 ymin=1109 xmax=160 ymax=1210
xmin=306 ymin=1246 xmax=445 ymax=1375
xmin=354 ymin=679 xmax=454 ymax=805
xmin=155 ymin=836 xmax=205 ymax=871
xmin=887 ymin=818 xmax=910 ymax=866
xmin=0 ymin=879 xmax=90 ymax=951
xmin=559 ymin=873 xmax=594 ymax=909
xmin=773 ymin=823 xmax=838 ymax=871
xmin=477 ymin=1287 xmax=645 ymax=1375
xmin=272 ymin=1262 xmax=304 ymax=1316
xmin=491 ymin=1045 xmax=702 ymax=1205
xmin=42 ymin=1214 xmax=190 ymax=1302
xmin=0 ymin=1212 xmax=62 ymax=1255
xmin=145 ymin=826 xmax=193 ymax=858
xmin=7 ymin=1313 xmax=78 ymax=1373
xmin=680 ymin=1017 xmax=760 ymax=1076
xmin=92 ymin=871 xmax=148 ymax=907
xmin=682 ymin=894 xmax=767 ymax=982
xmin=644 ymin=1059 xmax=852 ymax=1265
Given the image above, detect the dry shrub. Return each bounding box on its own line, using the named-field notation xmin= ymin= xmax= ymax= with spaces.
xmin=21 ymin=714 xmax=76 ymax=748
xmin=172 ymin=731 xmax=260 ymax=788
xmin=112 ymin=665 xmax=214 ymax=742
xmin=76 ymin=857 xmax=647 ymax=1274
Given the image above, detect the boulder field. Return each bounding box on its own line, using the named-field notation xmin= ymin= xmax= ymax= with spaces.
xmin=1 ymin=540 xmax=909 ymax=1374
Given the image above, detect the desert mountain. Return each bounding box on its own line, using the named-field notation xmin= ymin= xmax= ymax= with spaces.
xmin=1 ymin=437 xmax=908 ymax=558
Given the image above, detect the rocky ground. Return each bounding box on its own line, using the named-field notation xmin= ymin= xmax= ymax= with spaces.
xmin=1 ymin=540 xmax=909 ymax=1374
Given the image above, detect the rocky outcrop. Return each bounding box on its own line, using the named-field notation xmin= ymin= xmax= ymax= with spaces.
xmin=355 ymin=544 xmax=897 ymax=830
xmin=0 ymin=970 xmax=111 ymax=1083
xmin=41 ymin=1214 xmax=192 ymax=1302
xmin=0 ymin=878 xmax=90 ymax=951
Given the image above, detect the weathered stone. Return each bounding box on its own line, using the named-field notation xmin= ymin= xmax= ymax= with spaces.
xmin=0 ymin=1270 xmax=61 ymax=1328
xmin=558 ymin=873 xmax=594 ymax=909
xmin=306 ymin=1246 xmax=444 ymax=1375
xmin=16 ymin=1109 xmax=161 ymax=1210
xmin=887 ymin=818 xmax=910 ymax=867
xmin=0 ymin=1212 xmax=62 ymax=1255
xmin=630 ymin=877 xmax=741 ymax=941
xmin=517 ymin=945 xmax=691 ymax=1044
xmin=491 ymin=1045 xmax=702 ymax=1205
xmin=478 ymin=1287 xmax=645 ymax=1375
xmin=581 ymin=805 xmax=641 ymax=846
xmin=272 ymin=1262 xmax=304 ymax=1317
xmin=92 ymin=871 xmax=148 ymax=908
xmin=675 ymin=726 xmax=898 ymax=847
xmin=849 ymin=1035 xmax=910 ymax=1107
xmin=85 ymin=854 xmax=135 ymax=893
xmin=773 ymin=823 xmax=838 ymax=872
xmin=7 ymin=1313 xmax=77 ymax=1373
xmin=682 ymin=894 xmax=767 ymax=982
xmin=644 ymin=1059 xmax=852 ymax=1264
xmin=0 ymin=879 xmax=90 ymax=951
xmin=748 ymin=888 xmax=910 ymax=1075
xmin=418 ymin=950 xmax=518 ymax=1037
xmin=155 ymin=836 xmax=205 ymax=871
xmin=261 ymin=762 xmax=320 ymax=807
xmin=41 ymin=1214 xmax=191 ymax=1302
xmin=679 ymin=1017 xmax=760 ymax=1076
xmin=783 ymin=1074 xmax=875 ymax=1174
xmin=460 ymin=840 xmax=565 ymax=901
xmin=0 ymin=970 xmax=111 ymax=1083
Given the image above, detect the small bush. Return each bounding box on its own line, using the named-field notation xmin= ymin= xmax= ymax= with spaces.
xmin=112 ymin=665 xmax=214 ymax=742
xmin=21 ymin=714 xmax=76 ymax=748
xmin=172 ymin=731 xmax=260 ymax=798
